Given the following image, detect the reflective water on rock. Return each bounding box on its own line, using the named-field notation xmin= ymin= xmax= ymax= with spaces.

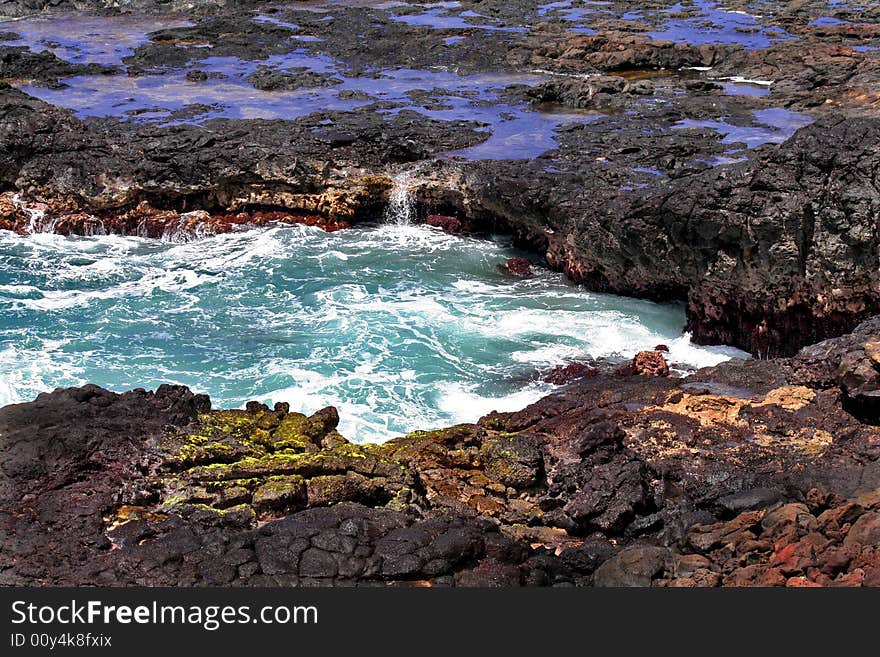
xmin=389 ymin=6 xmax=525 ymax=31
xmin=1 ymin=6 xmax=827 ymax=161
xmin=674 ymin=108 xmax=815 ymax=149
xmin=0 ymin=14 xmax=193 ymax=65
xmin=16 ymin=42 xmax=601 ymax=159
xmin=640 ymin=2 xmax=794 ymax=50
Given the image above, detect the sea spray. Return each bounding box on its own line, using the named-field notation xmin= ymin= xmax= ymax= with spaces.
xmin=0 ymin=225 xmax=748 ymax=442
xmin=11 ymin=194 xmax=47 ymax=234
xmin=383 ymin=169 xmax=418 ymax=225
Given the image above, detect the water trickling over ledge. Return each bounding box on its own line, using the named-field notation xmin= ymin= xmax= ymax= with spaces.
xmin=383 ymin=169 xmax=418 ymax=225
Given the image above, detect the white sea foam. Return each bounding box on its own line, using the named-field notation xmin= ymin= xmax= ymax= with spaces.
xmin=666 ymin=333 xmax=750 ymax=370
xmin=717 ymin=75 xmax=774 ymax=86
xmin=0 ymin=339 xmax=85 ymax=407
xmin=1 ymin=223 xmax=750 ymax=443
xmin=383 ymin=169 xmax=418 ymax=225
xmin=511 ymin=343 xmax=592 ymax=365
xmin=437 ymin=381 xmax=554 ymax=423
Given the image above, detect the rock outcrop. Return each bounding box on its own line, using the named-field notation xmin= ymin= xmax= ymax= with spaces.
xmin=1 ymin=2 xmax=879 ymax=355
xmin=4 ymin=317 xmax=880 ymax=586
xmin=430 ymin=115 xmax=880 ymax=356
xmin=0 ymin=81 xmax=486 ymax=225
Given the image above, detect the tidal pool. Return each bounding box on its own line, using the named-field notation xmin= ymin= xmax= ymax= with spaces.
xmin=0 ymin=222 xmax=745 ymax=442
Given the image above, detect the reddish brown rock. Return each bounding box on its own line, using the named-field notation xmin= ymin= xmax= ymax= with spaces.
xmin=426 ymin=214 xmax=463 ymax=234
xmin=630 ymin=350 xmax=670 ymax=377
xmin=0 ymin=195 xmax=351 ymax=237
xmin=786 ymin=576 xmax=824 ymax=588
xmin=213 ymin=211 xmax=351 ymax=233
xmin=770 ymin=540 xmax=816 ymax=576
xmin=542 ymin=362 xmax=597 ymax=385
xmin=5 ymin=315 xmax=880 ymax=586
xmin=497 ymin=257 xmax=535 ymax=279
xmin=843 ymin=512 xmax=880 ymax=548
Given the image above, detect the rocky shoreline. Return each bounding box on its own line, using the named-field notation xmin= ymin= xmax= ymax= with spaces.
xmin=0 ymin=1 xmax=878 ymax=353
xmin=3 ymin=324 xmax=880 ymax=586
xmin=2 ymin=1 xmax=880 ymax=585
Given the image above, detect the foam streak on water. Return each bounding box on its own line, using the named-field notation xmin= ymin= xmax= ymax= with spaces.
xmin=0 ymin=225 xmax=747 ymax=442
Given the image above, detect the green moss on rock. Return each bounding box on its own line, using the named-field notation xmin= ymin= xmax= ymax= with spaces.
xmin=252 ymin=475 xmax=307 ymax=512
xmin=305 ymin=472 xmax=392 ymax=507
xmin=172 ymin=441 xmax=237 ymax=468
xmin=480 ymin=435 xmax=544 ymax=489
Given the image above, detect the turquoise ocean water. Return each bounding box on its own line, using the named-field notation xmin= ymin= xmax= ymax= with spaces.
xmin=0 ymin=223 xmax=745 ymax=442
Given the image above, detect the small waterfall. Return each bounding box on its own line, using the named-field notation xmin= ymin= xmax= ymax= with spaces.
xmin=383 ymin=169 xmax=417 ymax=225
xmin=161 ymin=212 xmax=216 ymax=243
xmin=12 ymin=194 xmax=47 ymax=234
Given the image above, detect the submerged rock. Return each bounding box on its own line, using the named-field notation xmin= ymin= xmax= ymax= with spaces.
xmin=497 ymin=257 xmax=534 ymax=278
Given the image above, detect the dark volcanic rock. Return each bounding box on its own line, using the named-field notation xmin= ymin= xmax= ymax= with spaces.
xmin=0 ymin=45 xmax=116 ymax=87
xmin=245 ymin=66 xmax=342 ymax=91
xmin=441 ymin=115 xmax=880 ymax=356
xmin=0 ymin=84 xmax=487 ymax=229
xmin=0 ymin=1 xmax=265 ymax=16
xmin=593 ymin=546 xmax=670 ymax=587
xmin=680 ymin=117 xmax=880 ymax=356
xmin=0 ymin=384 xmax=207 ymax=584
xmin=528 ymin=75 xmax=652 ymax=109
xmin=185 ymin=69 xmax=226 ymax=82
xmin=4 ymin=316 xmax=880 ymax=586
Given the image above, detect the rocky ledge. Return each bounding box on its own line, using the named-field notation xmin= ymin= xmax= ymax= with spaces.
xmin=1 ymin=2 xmax=880 ymax=355
xmin=2 ymin=0 xmax=880 ymax=587
xmin=3 ymin=318 xmax=880 ymax=586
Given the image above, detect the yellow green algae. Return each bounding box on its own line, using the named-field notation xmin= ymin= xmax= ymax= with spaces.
xmin=114 ymin=404 xmax=541 ymax=532
xmin=147 ymin=405 xmax=410 ymax=524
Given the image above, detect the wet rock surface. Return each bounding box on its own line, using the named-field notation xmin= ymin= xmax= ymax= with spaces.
xmin=0 ymin=82 xmax=481 ymax=230
xmin=497 ymin=257 xmax=534 ymax=278
xmin=0 ymin=45 xmax=116 ymax=86
xmin=2 ymin=1 xmax=880 ymax=586
xmin=0 ymin=1 xmax=878 ymax=354
xmin=4 ymin=317 xmax=880 ymax=586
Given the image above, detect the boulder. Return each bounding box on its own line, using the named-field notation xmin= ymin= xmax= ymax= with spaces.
xmin=593 ymin=546 xmax=670 ymax=587
xmin=497 ymin=257 xmax=535 ymax=278
xmin=631 ymin=351 xmax=670 ymax=377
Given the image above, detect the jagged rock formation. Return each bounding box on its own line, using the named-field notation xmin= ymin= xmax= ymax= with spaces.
xmin=435 ymin=116 xmax=880 ymax=356
xmin=3 ymin=0 xmax=880 ymax=587
xmin=3 ymin=319 xmax=880 ymax=586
